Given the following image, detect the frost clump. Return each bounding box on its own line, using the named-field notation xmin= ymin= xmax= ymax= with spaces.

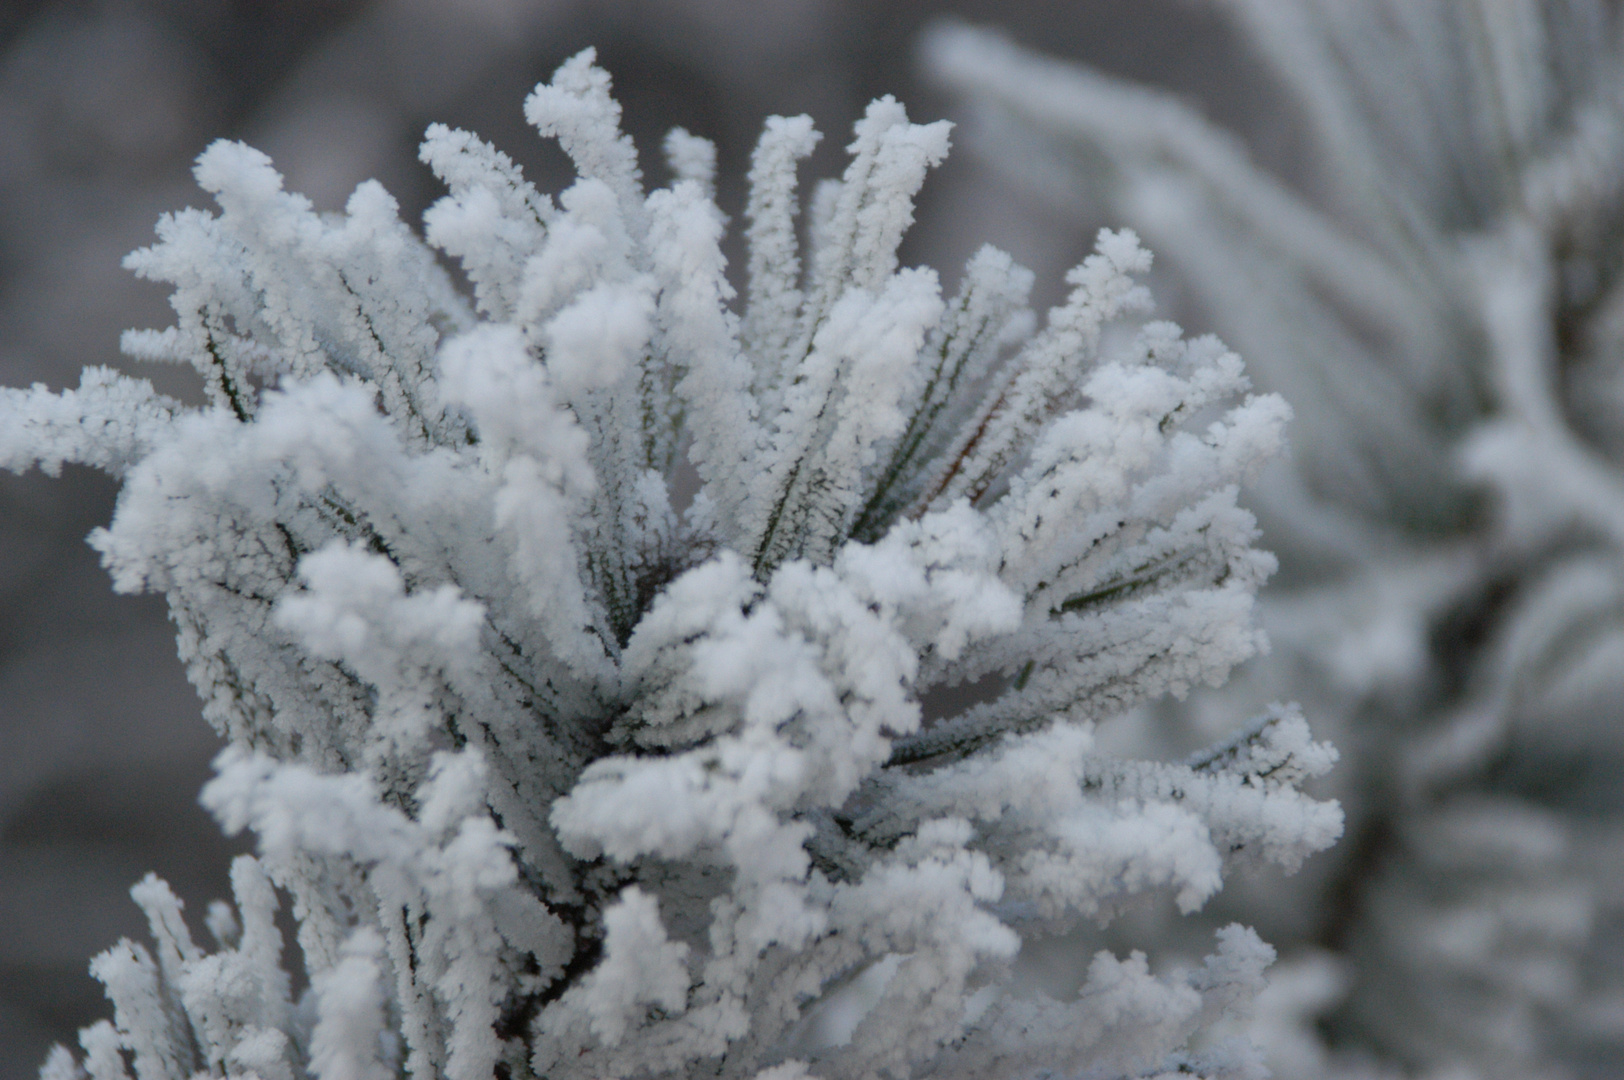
xmin=11 ymin=49 xmax=1337 ymax=1080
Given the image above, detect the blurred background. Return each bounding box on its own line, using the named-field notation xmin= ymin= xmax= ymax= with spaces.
xmin=6 ymin=2 xmax=1619 ymax=1079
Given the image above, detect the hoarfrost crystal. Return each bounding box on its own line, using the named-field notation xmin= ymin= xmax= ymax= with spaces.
xmin=7 ymin=49 xmax=1338 ymax=1080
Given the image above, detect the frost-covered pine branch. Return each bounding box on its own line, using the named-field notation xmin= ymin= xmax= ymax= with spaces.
xmin=9 ymin=49 xmax=1337 ymax=1080
xmin=924 ymin=7 xmax=1624 ymax=1078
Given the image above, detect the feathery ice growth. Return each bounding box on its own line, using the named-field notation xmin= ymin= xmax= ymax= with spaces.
xmin=7 ymin=50 xmax=1339 ymax=1080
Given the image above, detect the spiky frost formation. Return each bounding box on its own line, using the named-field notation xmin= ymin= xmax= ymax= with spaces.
xmin=6 ymin=49 xmax=1336 ymax=1080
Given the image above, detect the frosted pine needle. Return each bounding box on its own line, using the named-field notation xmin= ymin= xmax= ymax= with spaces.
xmin=5 ymin=48 xmax=1337 ymax=1080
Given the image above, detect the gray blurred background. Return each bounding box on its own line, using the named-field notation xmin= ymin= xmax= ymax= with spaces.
xmin=0 ymin=2 xmax=1296 ymax=1075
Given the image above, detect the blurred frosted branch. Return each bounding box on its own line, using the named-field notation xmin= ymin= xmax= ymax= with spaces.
xmin=924 ymin=7 xmax=1624 ymax=1078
